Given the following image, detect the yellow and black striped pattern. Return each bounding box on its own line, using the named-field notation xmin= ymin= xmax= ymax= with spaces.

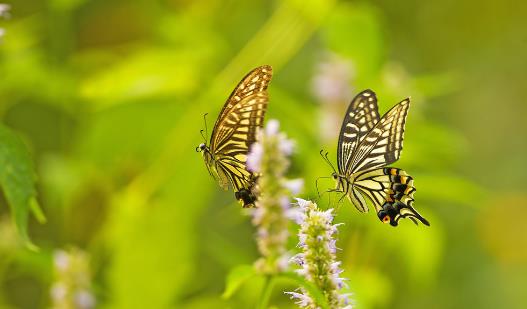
xmin=337 ymin=90 xmax=380 ymax=174
xmin=334 ymin=90 xmax=429 ymax=226
xmin=201 ymin=65 xmax=272 ymax=207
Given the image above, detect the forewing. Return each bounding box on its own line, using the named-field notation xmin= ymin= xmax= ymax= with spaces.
xmin=337 ymin=90 xmax=381 ymax=174
xmin=211 ymin=94 xmax=266 ymax=200
xmin=348 ymin=98 xmax=410 ymax=174
xmin=212 ymin=65 xmax=272 ymax=142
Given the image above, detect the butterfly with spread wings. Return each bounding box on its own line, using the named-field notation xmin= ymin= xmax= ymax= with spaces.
xmin=197 ymin=65 xmax=272 ymax=207
xmin=323 ymin=89 xmax=429 ymax=226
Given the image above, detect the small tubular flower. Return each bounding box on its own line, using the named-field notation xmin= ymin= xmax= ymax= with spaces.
xmin=248 ymin=119 xmax=303 ymax=274
xmin=286 ymin=199 xmax=352 ymax=309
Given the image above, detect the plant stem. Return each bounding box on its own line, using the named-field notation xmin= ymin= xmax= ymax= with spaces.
xmin=258 ymin=275 xmax=276 ymax=309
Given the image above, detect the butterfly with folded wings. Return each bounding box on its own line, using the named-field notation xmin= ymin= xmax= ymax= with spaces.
xmin=197 ymin=65 xmax=272 ymax=207
xmin=322 ymin=89 xmax=429 ymax=226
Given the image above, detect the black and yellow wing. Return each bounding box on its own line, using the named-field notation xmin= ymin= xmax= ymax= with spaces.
xmin=337 ymin=89 xmax=380 ymax=175
xmin=335 ymin=90 xmax=429 ymax=225
xmin=347 ymin=98 xmax=409 ymax=174
xmin=208 ymin=65 xmax=272 ymax=206
xmin=353 ymin=168 xmax=429 ymax=226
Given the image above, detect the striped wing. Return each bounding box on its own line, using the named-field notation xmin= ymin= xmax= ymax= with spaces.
xmin=352 ymin=168 xmax=429 ymax=226
xmin=337 ymin=90 xmax=381 ymax=174
xmin=347 ymin=98 xmax=410 ymax=174
xmin=208 ymin=65 xmax=272 ymax=204
xmin=210 ymin=65 xmax=273 ymax=150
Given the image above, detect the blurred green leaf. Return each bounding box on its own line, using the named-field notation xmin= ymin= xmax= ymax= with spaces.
xmin=80 ymin=48 xmax=201 ymax=107
xmin=222 ymin=264 xmax=257 ymax=299
xmin=0 ymin=123 xmax=45 ymax=249
xmin=76 ymin=99 xmax=185 ymax=169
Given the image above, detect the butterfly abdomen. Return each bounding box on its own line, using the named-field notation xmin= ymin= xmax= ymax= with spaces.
xmin=235 ymin=188 xmax=257 ymax=208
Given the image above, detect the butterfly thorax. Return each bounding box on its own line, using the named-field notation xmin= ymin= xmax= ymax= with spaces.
xmin=198 ymin=144 xmax=223 ymax=186
xmin=332 ymin=171 xmax=357 ymax=193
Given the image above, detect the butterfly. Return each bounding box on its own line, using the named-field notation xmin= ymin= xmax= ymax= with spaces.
xmin=322 ymin=89 xmax=429 ymax=226
xmin=197 ymin=65 xmax=272 ymax=207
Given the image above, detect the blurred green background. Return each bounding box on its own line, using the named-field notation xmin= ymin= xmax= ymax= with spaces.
xmin=1 ymin=0 xmax=526 ymax=308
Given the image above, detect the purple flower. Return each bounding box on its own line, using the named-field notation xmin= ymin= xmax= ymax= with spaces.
xmin=286 ymin=199 xmax=352 ymax=308
xmin=50 ymin=248 xmax=95 ymax=309
xmin=0 ymin=4 xmax=10 ymax=18
xmin=312 ymin=53 xmax=355 ymax=104
xmin=0 ymin=3 xmax=9 ymax=40
xmin=250 ymin=120 xmax=303 ymax=274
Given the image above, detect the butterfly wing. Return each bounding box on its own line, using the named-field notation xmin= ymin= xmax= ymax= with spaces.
xmin=337 ymin=90 xmax=381 ymax=174
xmin=208 ymin=65 xmax=272 ymax=205
xmin=341 ymin=97 xmax=429 ymax=225
xmin=353 ymin=168 xmax=429 ymax=226
xmin=211 ymin=65 xmax=273 ymax=148
xmin=347 ymin=98 xmax=410 ymax=174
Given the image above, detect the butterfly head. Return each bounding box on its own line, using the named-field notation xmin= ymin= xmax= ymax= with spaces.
xmin=196 ymin=143 xmax=207 ymax=153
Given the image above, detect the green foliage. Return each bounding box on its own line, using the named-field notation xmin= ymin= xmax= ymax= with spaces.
xmin=0 ymin=123 xmax=45 ymax=248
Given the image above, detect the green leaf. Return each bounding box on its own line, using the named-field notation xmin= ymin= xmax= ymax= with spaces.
xmin=222 ymin=264 xmax=258 ymax=299
xmin=0 ymin=123 xmax=46 ymax=249
xmin=279 ymin=272 xmax=330 ymax=309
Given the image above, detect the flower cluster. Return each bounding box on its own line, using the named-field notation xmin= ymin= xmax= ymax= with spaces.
xmin=50 ymin=248 xmax=96 ymax=309
xmin=0 ymin=4 xmax=9 ymax=40
xmin=312 ymin=53 xmax=354 ymax=104
xmin=287 ymin=199 xmax=352 ymax=309
xmin=247 ymin=119 xmax=303 ymax=274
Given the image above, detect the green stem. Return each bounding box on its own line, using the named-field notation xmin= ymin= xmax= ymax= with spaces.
xmin=258 ymin=275 xmax=276 ymax=309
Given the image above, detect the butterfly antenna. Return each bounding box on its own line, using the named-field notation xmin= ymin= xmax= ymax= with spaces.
xmin=319 ymin=150 xmax=337 ymax=173
xmin=202 ymin=113 xmax=209 ymax=143
xmin=200 ymin=130 xmax=206 ymax=144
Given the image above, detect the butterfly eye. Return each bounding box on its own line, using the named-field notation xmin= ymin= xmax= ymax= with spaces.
xmin=332 ymin=173 xmax=338 ymax=180
xmin=382 ymin=215 xmax=390 ymax=224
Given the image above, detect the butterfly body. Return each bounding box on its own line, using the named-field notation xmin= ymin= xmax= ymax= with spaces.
xmin=197 ymin=65 xmax=272 ymax=207
xmin=330 ymin=89 xmax=429 ymax=226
